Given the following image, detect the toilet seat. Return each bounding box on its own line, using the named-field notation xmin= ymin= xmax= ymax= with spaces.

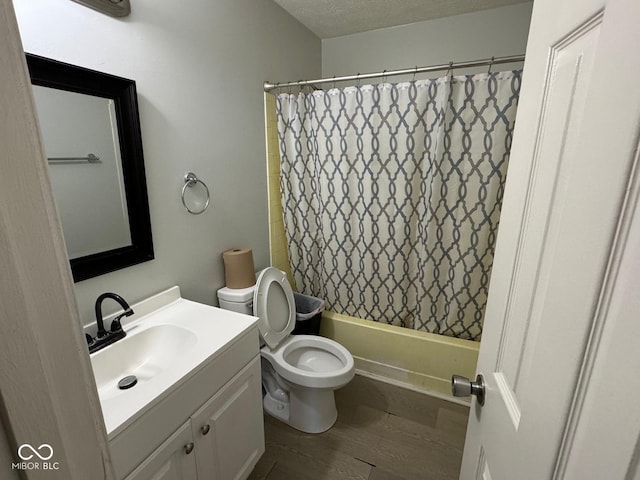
xmin=254 ymin=268 xmax=354 ymax=390
xmin=261 ymin=335 xmax=355 ymax=389
xmin=253 ymin=267 xmax=296 ymax=349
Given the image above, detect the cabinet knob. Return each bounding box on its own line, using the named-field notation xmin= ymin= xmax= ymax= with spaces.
xmin=201 ymin=424 xmax=211 ymax=435
xmin=184 ymin=442 xmax=194 ymax=455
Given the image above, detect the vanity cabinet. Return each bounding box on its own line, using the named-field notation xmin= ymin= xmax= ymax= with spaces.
xmin=124 ymin=356 xmax=263 ymax=480
xmin=191 ymin=357 xmax=264 ymax=480
xmin=123 ymin=421 xmax=197 ymax=480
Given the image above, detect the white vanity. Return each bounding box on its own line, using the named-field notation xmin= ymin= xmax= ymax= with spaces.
xmin=89 ymin=287 xmax=264 ymax=480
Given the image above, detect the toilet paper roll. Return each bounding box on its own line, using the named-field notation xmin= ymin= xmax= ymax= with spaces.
xmin=222 ymin=248 xmax=256 ymax=289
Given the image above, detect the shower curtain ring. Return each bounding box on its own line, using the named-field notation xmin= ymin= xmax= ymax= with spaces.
xmin=447 ymin=61 xmax=454 ymax=82
xmin=412 ymin=66 xmax=418 ymax=82
xmin=356 ymin=73 xmax=361 ymax=87
xmin=332 ymin=75 xmax=336 ymax=89
xmin=488 ymin=56 xmax=495 ymax=74
xmin=382 ymin=69 xmax=387 ymax=84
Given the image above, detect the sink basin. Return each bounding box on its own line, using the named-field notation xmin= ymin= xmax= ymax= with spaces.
xmin=88 ymin=286 xmax=259 ymax=437
xmin=91 ymin=324 xmax=197 ymax=400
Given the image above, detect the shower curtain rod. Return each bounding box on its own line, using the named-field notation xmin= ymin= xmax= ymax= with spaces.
xmin=263 ymin=54 xmax=525 ymax=92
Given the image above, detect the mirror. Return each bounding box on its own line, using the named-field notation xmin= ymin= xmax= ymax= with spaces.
xmin=70 ymin=0 xmax=131 ymax=18
xmin=26 ymin=53 xmax=154 ymax=282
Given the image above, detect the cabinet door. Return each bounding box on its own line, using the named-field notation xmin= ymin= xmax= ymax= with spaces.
xmin=124 ymin=421 xmax=197 ymax=480
xmin=191 ymin=357 xmax=264 ymax=480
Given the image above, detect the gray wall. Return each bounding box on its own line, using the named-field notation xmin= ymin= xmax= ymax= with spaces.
xmin=322 ymin=3 xmax=533 ymax=80
xmin=15 ymin=0 xmax=320 ymax=325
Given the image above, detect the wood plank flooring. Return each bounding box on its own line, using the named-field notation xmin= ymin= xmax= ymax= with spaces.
xmin=248 ymin=374 xmax=469 ymax=480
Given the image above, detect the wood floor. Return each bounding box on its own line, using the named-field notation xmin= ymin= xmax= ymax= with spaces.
xmin=248 ymin=374 xmax=469 ymax=480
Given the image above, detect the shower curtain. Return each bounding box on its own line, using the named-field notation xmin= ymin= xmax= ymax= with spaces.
xmin=275 ymin=71 xmax=521 ymax=341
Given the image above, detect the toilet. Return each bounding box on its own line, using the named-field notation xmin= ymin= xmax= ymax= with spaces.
xmin=217 ymin=267 xmax=355 ymax=433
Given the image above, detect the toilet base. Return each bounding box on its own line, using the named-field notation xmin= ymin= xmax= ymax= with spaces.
xmin=264 ymin=384 xmax=338 ymax=434
xmin=263 ymin=391 xmax=289 ymax=423
xmin=261 ymin=373 xmax=339 ymax=433
xmin=261 ymin=356 xmax=340 ymax=433
xmin=287 ymin=386 xmax=338 ymax=433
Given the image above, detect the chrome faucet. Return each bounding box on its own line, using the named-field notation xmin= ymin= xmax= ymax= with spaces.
xmin=88 ymin=292 xmax=134 ymax=354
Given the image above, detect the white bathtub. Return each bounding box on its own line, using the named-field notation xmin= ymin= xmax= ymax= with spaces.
xmin=320 ymin=310 xmax=479 ymax=403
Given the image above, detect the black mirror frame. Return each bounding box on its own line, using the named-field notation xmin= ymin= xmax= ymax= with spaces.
xmin=26 ymin=53 xmax=154 ymax=282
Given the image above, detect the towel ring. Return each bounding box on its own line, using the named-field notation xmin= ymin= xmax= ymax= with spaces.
xmin=181 ymin=172 xmax=210 ymax=215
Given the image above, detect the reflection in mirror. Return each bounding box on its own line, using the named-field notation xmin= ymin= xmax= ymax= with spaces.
xmin=34 ymin=86 xmax=132 ymax=259
xmin=27 ymin=54 xmax=154 ymax=282
xmin=70 ymin=0 xmax=131 ymax=18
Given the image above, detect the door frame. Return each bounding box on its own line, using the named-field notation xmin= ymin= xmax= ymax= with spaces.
xmin=0 ymin=1 xmax=114 ymax=478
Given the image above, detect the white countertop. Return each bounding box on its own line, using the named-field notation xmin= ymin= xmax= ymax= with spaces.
xmin=89 ymin=286 xmax=258 ymax=438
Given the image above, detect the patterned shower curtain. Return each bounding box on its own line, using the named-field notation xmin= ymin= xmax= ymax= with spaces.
xmin=275 ymin=71 xmax=521 ymax=341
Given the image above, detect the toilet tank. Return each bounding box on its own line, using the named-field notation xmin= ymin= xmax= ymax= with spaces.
xmin=217 ymin=285 xmax=255 ymax=315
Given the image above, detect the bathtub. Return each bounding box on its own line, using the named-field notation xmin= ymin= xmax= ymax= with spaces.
xmin=319 ymin=310 xmax=479 ymax=403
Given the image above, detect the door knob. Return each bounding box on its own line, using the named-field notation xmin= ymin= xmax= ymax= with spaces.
xmin=451 ymin=374 xmax=485 ymax=406
xmin=201 ymin=424 xmax=211 ymax=435
xmin=184 ymin=442 xmax=194 ymax=455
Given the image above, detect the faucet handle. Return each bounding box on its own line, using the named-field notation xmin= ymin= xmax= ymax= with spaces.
xmin=110 ymin=308 xmax=134 ymax=332
xmin=110 ymin=317 xmax=123 ymax=333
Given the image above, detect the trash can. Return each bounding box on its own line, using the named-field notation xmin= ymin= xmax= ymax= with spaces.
xmin=291 ymin=292 xmax=324 ymax=335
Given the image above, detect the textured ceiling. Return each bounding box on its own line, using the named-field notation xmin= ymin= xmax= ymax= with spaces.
xmin=274 ymin=0 xmax=530 ymax=38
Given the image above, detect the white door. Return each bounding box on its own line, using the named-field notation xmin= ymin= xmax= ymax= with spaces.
xmin=458 ymin=0 xmax=640 ymax=477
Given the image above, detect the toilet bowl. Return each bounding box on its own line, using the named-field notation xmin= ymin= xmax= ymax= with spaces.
xmin=217 ymin=267 xmax=355 ymax=433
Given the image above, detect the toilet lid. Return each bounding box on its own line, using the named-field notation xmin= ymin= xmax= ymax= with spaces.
xmin=253 ymin=267 xmax=295 ymax=350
